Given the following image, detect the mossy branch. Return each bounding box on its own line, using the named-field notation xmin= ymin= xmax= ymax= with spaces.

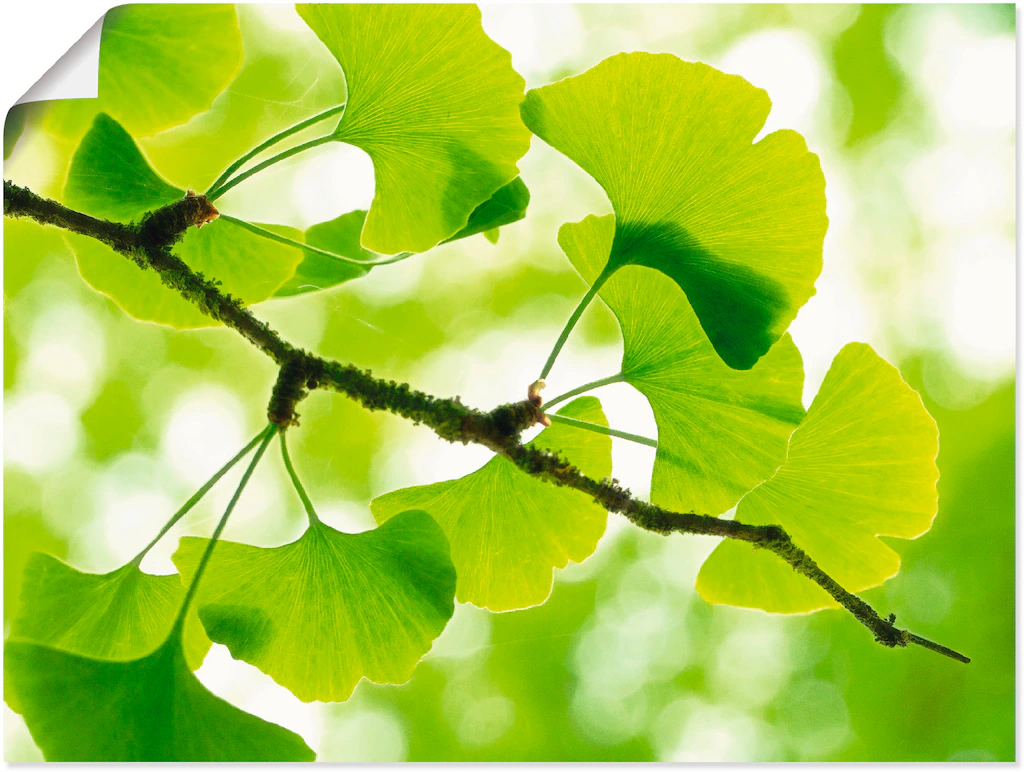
xmin=3 ymin=178 xmax=969 ymax=664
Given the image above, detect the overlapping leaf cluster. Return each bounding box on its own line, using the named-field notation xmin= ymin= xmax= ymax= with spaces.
xmin=5 ymin=2 xmax=944 ymax=762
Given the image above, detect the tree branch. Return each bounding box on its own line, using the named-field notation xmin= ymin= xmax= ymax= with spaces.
xmin=3 ymin=178 xmax=969 ymax=664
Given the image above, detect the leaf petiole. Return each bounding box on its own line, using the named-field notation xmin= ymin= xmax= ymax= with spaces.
xmin=279 ymin=431 xmax=320 ymax=526
xmin=538 ymin=266 xmax=615 ymax=381
xmin=546 ymin=413 xmax=657 ymax=449
xmin=172 ymin=423 xmax=278 ymax=633
xmin=131 ymin=425 xmax=275 ymax=567
xmin=205 ymin=103 xmax=347 ymax=198
xmin=207 ymin=134 xmax=336 ymax=202
xmin=220 ymin=215 xmax=415 ymax=267
xmin=543 ymin=373 xmax=626 ymax=412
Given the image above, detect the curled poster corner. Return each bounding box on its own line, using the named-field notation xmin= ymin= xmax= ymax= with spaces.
xmin=15 ymin=15 xmax=102 ymax=105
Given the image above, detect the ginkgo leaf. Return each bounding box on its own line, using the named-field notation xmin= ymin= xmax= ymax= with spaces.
xmin=696 ymin=343 xmax=940 ymax=613
xmin=274 ymin=177 xmax=530 ymax=297
xmin=10 ymin=553 xmax=210 ymax=671
xmin=99 ymin=4 xmax=243 ymax=136
xmin=5 ymin=634 xmax=314 ymax=761
xmin=522 ymin=52 xmax=828 ymax=370
xmin=560 ymin=214 xmax=806 ymax=515
xmin=297 ymin=3 xmax=531 ymax=254
xmin=63 ymin=114 xmax=303 ymax=328
xmin=370 ymin=397 xmax=612 ymax=612
xmin=171 ymin=509 xmax=456 ymax=703
xmin=274 ymin=211 xmax=373 ymax=297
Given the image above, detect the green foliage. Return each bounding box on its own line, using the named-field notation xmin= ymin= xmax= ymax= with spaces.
xmin=99 ymin=5 xmax=243 ymax=136
xmin=11 ymin=553 xmax=209 ymax=670
xmin=64 ymin=114 xmax=303 ymax=327
xmin=171 ymin=510 xmax=456 ymax=702
xmin=5 ymin=634 xmax=314 ymax=761
xmin=4 ymin=104 xmax=27 ymax=160
xmin=297 ymin=3 xmax=531 ymax=253
xmin=3 ymin=4 xmax=970 ymax=761
xmin=276 ymin=178 xmax=530 ymax=297
xmin=522 ymin=52 xmax=828 ymax=370
xmin=696 ymin=343 xmax=940 ymax=612
xmin=371 ymin=398 xmax=612 ymax=611
xmin=560 ymin=214 xmax=806 ymax=514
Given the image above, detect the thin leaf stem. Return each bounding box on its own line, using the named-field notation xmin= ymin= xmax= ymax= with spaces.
xmin=280 ymin=431 xmax=320 ymax=526
xmin=207 ymin=135 xmax=336 ymax=202
xmin=4 ymin=180 xmax=969 ymax=664
xmin=539 ymin=267 xmax=614 ymax=381
xmin=172 ymin=424 xmax=277 ymax=633
xmin=547 ymin=413 xmax=657 ymax=448
xmin=543 ymin=373 xmax=626 ymax=412
xmin=220 ymin=215 xmax=415 ymax=267
xmin=130 ymin=426 xmax=271 ymax=567
xmin=205 ymin=104 xmax=347 ymax=196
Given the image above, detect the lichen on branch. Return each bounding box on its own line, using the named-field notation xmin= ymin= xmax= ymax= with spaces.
xmin=2 ymin=178 xmax=969 ymax=664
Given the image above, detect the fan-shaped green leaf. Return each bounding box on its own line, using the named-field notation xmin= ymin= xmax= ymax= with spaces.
xmin=370 ymin=397 xmax=612 ymax=612
xmin=275 ymin=177 xmax=530 ymax=297
xmin=5 ymin=634 xmax=314 ymax=761
xmin=522 ymin=52 xmax=828 ymax=370
xmin=171 ymin=509 xmax=455 ymax=703
xmin=696 ymin=343 xmax=940 ymax=613
xmin=64 ymin=114 xmax=303 ymax=328
xmin=559 ymin=214 xmax=806 ymax=515
xmin=297 ymin=4 xmax=531 ymax=254
xmin=10 ymin=553 xmax=210 ymax=670
xmin=99 ymin=4 xmax=243 ymax=136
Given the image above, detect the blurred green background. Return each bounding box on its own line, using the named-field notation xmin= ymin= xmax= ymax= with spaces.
xmin=3 ymin=3 xmax=1015 ymax=762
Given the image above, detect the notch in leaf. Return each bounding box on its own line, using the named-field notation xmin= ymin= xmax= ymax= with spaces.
xmin=696 ymin=343 xmax=940 ymax=613
xmin=522 ymin=52 xmax=828 ymax=372
xmin=297 ymin=3 xmax=532 ymax=254
xmin=172 ymin=509 xmax=457 ymax=703
xmin=371 ymin=397 xmax=612 ymax=612
xmin=9 ymin=554 xmax=210 ymax=670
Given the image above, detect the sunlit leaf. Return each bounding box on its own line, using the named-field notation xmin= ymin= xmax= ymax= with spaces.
xmin=696 ymin=343 xmax=940 ymax=613
xmin=141 ymin=5 xmax=347 ymax=192
xmin=5 ymin=634 xmax=314 ymax=761
xmin=371 ymin=398 xmax=612 ymax=612
xmin=274 ymin=178 xmax=530 ymax=297
xmin=522 ymin=52 xmax=828 ymax=370
xmin=64 ymin=114 xmax=303 ymax=328
xmin=297 ymin=4 xmax=531 ymax=254
xmin=560 ymin=214 xmax=805 ymax=515
xmin=11 ymin=553 xmax=210 ymax=670
xmin=171 ymin=509 xmax=455 ymax=703
xmin=99 ymin=4 xmax=243 ymax=136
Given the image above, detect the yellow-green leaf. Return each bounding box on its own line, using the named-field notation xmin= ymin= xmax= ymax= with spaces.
xmin=696 ymin=343 xmax=940 ymax=613
xmin=275 ymin=177 xmax=530 ymax=297
xmin=560 ymin=214 xmax=806 ymax=515
xmin=297 ymin=3 xmax=531 ymax=254
xmin=370 ymin=397 xmax=612 ymax=612
xmin=5 ymin=634 xmax=314 ymax=761
xmin=99 ymin=4 xmax=243 ymax=136
xmin=171 ymin=510 xmax=456 ymax=703
xmin=10 ymin=553 xmax=210 ymax=670
xmin=522 ymin=52 xmax=828 ymax=370
xmin=63 ymin=114 xmax=303 ymax=328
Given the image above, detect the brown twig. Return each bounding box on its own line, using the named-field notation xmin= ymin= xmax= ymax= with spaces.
xmin=3 ymin=178 xmax=969 ymax=664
